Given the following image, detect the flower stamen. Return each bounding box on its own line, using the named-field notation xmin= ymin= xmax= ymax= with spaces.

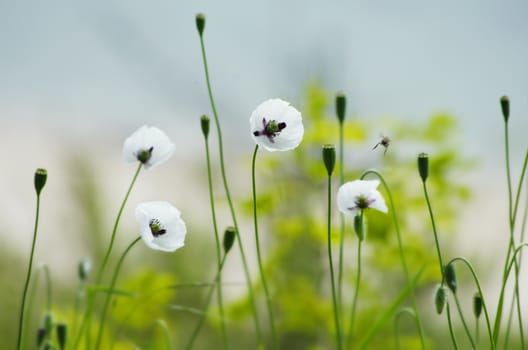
xmin=149 ymin=218 xmax=167 ymax=237
xmin=253 ymin=118 xmax=287 ymax=143
xmin=136 ymin=146 xmax=154 ymax=164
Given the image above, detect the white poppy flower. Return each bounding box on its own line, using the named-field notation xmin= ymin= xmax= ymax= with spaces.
xmin=123 ymin=125 xmax=175 ymax=169
xmin=250 ymin=98 xmax=304 ymax=152
xmin=337 ymin=180 xmax=388 ymax=216
xmin=135 ymin=201 xmax=187 ymax=252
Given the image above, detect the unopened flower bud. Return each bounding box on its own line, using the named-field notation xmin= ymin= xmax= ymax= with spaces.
xmin=200 ymin=115 xmax=210 ymax=139
xmin=322 ymin=144 xmax=336 ymax=176
xmin=223 ymin=227 xmax=236 ymax=254
xmin=473 ymin=292 xmax=483 ymax=319
xmin=78 ymin=260 xmax=91 ymax=282
xmin=43 ymin=311 xmax=54 ymax=335
xmin=444 ymin=264 xmax=457 ymax=294
xmin=57 ymin=323 xmax=67 ymax=350
xmin=335 ymin=92 xmax=347 ymax=124
xmin=34 ymin=168 xmax=48 ymax=195
xmin=353 ymin=214 xmax=366 ymax=241
xmin=196 ymin=13 xmax=206 ymax=36
xmin=434 ymin=285 xmax=447 ymax=314
xmin=500 ymin=95 xmax=509 ymax=123
xmin=417 ymin=153 xmax=429 ymax=182
xmin=37 ymin=328 xmax=47 ymax=347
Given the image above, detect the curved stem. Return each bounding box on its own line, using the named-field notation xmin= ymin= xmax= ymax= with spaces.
xmin=452 ymin=293 xmax=477 ymax=349
xmin=16 ymin=193 xmax=42 ymax=350
xmin=446 ymin=303 xmax=460 ymax=350
xmin=204 ymin=127 xmax=229 ymax=349
xmin=251 ymin=145 xmax=278 ymax=349
xmin=446 ymin=257 xmax=495 ymax=349
xmin=198 ymin=31 xmax=262 ymax=344
xmin=185 ymin=255 xmax=227 ymax=350
xmin=94 ymin=236 xmax=141 ymax=349
xmin=394 ymin=308 xmax=416 ymax=350
xmin=326 ymin=169 xmax=342 ymax=350
xmin=361 ymin=169 xmax=427 ymax=348
xmin=74 ymin=163 xmax=142 ymax=349
xmin=346 ymin=236 xmax=362 ymax=348
xmin=42 ymin=264 xmax=53 ymax=312
xmin=153 ymin=319 xmax=173 ymax=350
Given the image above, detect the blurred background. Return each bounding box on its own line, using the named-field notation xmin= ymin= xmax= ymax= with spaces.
xmin=1 ymin=0 xmax=528 ymax=348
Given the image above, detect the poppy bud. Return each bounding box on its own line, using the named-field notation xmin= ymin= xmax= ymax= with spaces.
xmin=473 ymin=292 xmax=483 ymax=319
xmin=335 ymin=92 xmax=347 ymax=124
xmin=322 ymin=144 xmax=336 ymax=176
xmin=34 ymin=168 xmax=48 ymax=195
xmin=196 ymin=13 xmax=206 ymax=36
xmin=417 ymin=153 xmax=429 ymax=182
xmin=78 ymin=260 xmax=91 ymax=282
xmin=444 ymin=264 xmax=457 ymax=294
xmin=223 ymin=227 xmax=236 ymax=254
xmin=200 ymin=115 xmax=210 ymax=139
xmin=434 ymin=285 xmax=447 ymax=314
xmin=500 ymin=95 xmax=509 ymax=123
xmin=37 ymin=328 xmax=47 ymax=347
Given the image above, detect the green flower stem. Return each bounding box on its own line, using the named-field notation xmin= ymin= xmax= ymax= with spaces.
xmin=446 ymin=257 xmax=494 ymax=349
xmin=185 ymin=254 xmax=228 ymax=350
xmin=71 ymin=277 xmax=87 ymax=350
xmin=325 ymin=165 xmax=342 ymax=350
xmin=94 ymin=236 xmax=142 ymax=349
xmin=203 ymin=122 xmax=229 ymax=350
xmin=42 ymin=264 xmax=53 ymax=344
xmin=394 ymin=308 xmax=416 ymax=350
xmin=251 ymin=145 xmax=278 ymax=350
xmin=73 ymin=163 xmax=142 ymax=349
xmin=346 ymin=233 xmax=362 ymax=349
xmin=16 ymin=189 xmax=43 ymax=350
xmin=23 ymin=266 xmax=42 ymax=348
xmin=475 ymin=317 xmax=480 ymax=348
xmin=356 ymin=267 xmax=424 ymax=350
xmin=446 ymin=303 xmax=460 ymax=350
xmin=361 ymin=169 xmax=427 ymax=349
xmin=198 ymin=28 xmax=262 ymax=344
xmin=452 ymin=293 xmax=477 ymax=349
xmin=420 ymin=179 xmax=444 ymax=278
xmin=337 ymin=120 xmax=345 ymax=320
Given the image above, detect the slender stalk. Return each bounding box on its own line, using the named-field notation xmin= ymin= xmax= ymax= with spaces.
xmin=337 ymin=120 xmax=345 ymax=319
xmin=43 ymin=264 xmax=53 ymax=312
xmin=23 ymin=266 xmax=42 ymax=347
xmin=394 ymin=308 xmax=416 ymax=350
xmin=185 ymin=255 xmax=228 ymax=350
xmin=446 ymin=257 xmax=495 ymax=349
xmin=198 ymin=29 xmax=262 ymax=344
xmin=203 ymin=122 xmax=229 ymax=349
xmin=346 ymin=236 xmax=362 ymax=348
xmin=73 ymin=163 xmax=142 ymax=349
xmin=16 ymin=190 xmax=43 ymax=350
xmin=452 ymin=293 xmax=477 ymax=349
xmin=94 ymin=236 xmax=142 ymax=349
xmin=251 ymin=145 xmax=278 ymax=349
xmin=420 ymin=181 xmax=444 ymax=276
xmin=153 ymin=319 xmax=173 ymax=350
xmin=326 ymin=167 xmax=342 ymax=350
xmin=446 ymin=303 xmax=460 ymax=350
xmin=361 ymin=170 xmax=427 ymax=348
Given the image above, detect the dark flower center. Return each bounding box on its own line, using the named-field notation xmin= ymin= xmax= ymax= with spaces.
xmin=149 ymin=219 xmax=167 ymax=237
xmin=253 ymin=118 xmax=287 ymax=143
xmin=137 ymin=146 xmax=154 ymax=164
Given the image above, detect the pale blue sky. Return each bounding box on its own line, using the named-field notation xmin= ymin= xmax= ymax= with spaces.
xmin=1 ymin=0 xmax=527 ymax=160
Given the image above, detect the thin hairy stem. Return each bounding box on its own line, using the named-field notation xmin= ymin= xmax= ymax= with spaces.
xmin=204 ymin=126 xmax=229 ymax=349
xmin=362 ymin=169 xmax=427 ymax=349
xmin=326 ymin=169 xmax=342 ymax=350
xmin=198 ymin=31 xmax=262 ymax=344
xmin=337 ymin=121 xmax=345 ymax=320
xmin=446 ymin=303 xmax=460 ymax=350
xmin=453 ymin=293 xmax=477 ymax=349
xmin=421 ymin=181 xmax=444 ymax=277
xmin=346 ymin=236 xmax=363 ymax=349
xmin=16 ymin=192 xmax=42 ymax=350
xmin=94 ymin=236 xmax=142 ymax=349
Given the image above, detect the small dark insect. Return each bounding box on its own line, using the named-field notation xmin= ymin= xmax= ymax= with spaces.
xmin=253 ymin=118 xmax=287 ymax=143
xmin=372 ymin=134 xmax=391 ymax=155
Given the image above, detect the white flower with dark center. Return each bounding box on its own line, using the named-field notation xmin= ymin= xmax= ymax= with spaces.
xmin=123 ymin=126 xmax=175 ymax=169
xmin=250 ymin=98 xmax=304 ymax=152
xmin=135 ymin=201 xmax=187 ymax=252
xmin=337 ymin=180 xmax=388 ymax=216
